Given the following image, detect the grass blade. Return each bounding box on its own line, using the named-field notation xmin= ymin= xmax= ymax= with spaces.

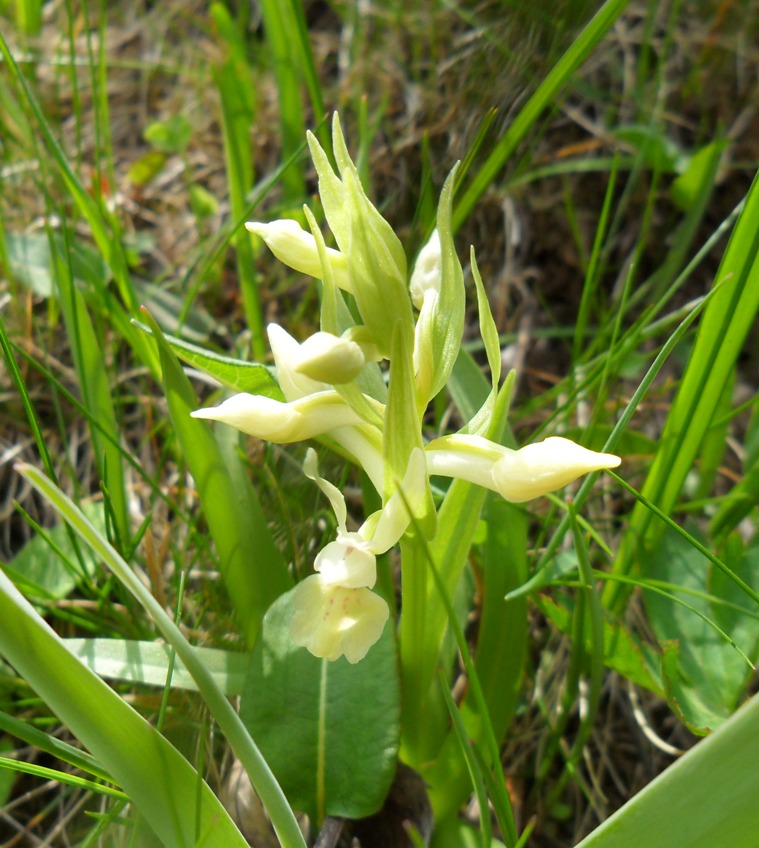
xmin=608 ymin=168 xmax=759 ymax=611
xmin=211 ymin=4 xmax=265 ymax=358
xmin=0 ymin=30 xmax=158 ymax=377
xmin=15 ymin=462 xmax=307 ymax=848
xmin=452 ymin=0 xmax=630 ymax=231
xmin=142 ymin=309 xmax=291 ymax=647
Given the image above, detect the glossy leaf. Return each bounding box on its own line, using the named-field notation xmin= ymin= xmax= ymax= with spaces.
xmin=133 ymin=320 xmax=283 ymax=398
xmin=574 ymin=692 xmax=759 ymax=848
xmin=15 ymin=463 xmax=306 ymax=848
xmin=646 ymin=529 xmax=758 ymax=732
xmin=64 ymin=638 xmax=249 ymax=695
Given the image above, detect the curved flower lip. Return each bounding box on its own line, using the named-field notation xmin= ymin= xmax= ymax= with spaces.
xmin=246 ymin=219 xmax=353 ymax=293
xmin=365 ymin=447 xmax=428 ymax=552
xmin=289 ymin=575 xmax=389 ymax=664
xmin=426 ymin=434 xmax=620 ymax=503
xmin=191 ymin=391 xmax=364 ymax=443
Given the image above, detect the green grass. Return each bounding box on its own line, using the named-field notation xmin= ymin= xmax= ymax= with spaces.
xmin=1 ymin=1 xmax=758 ymax=846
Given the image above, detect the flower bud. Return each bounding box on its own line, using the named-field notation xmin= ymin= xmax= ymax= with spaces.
xmin=246 ymin=219 xmax=352 ymax=292
xmin=409 ymin=229 xmax=442 ymax=310
xmin=426 ymin=434 xmax=620 ymax=503
xmin=191 ymin=391 xmax=363 ymax=443
xmin=295 ymin=331 xmax=366 ymax=384
xmin=491 ymin=437 xmax=621 ymax=503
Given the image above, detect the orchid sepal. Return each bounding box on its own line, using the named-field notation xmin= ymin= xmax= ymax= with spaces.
xmin=426 ymin=434 xmax=621 ymax=503
xmin=246 ymin=219 xmax=352 ymax=293
xmin=191 ymin=390 xmax=364 ymax=443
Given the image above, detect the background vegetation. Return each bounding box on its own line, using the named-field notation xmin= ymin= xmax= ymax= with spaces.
xmin=1 ymin=1 xmax=758 ymax=846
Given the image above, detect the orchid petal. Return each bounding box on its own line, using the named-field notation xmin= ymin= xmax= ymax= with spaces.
xmin=289 ymin=576 xmax=389 ymax=664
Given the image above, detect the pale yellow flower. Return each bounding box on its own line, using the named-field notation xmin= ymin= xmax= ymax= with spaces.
xmin=426 ymin=435 xmax=620 ymax=503
xmin=246 ymin=219 xmax=352 ymax=292
xmin=289 ymin=576 xmax=389 ymax=664
xmin=191 ymin=391 xmax=362 ymax=443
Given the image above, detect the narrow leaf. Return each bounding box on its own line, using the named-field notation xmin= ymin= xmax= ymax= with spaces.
xmin=142 ymin=309 xmax=291 ymax=647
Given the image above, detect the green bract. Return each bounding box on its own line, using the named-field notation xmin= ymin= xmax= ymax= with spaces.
xmin=307 ymin=116 xmax=414 ymax=359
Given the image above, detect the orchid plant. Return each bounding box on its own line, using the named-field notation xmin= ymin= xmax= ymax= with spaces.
xmin=192 ymin=115 xmax=621 ymax=671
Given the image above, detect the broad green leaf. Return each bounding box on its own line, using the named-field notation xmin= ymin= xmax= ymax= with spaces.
xmin=142 ymin=310 xmax=291 ymax=647
xmin=240 ymin=587 xmax=400 ymax=822
xmin=0 ymin=568 xmax=249 ymax=848
xmin=574 ymin=692 xmax=759 ymax=848
xmin=646 ymin=529 xmax=757 ymax=732
xmin=133 ymin=320 xmax=283 ymax=397
xmin=64 ymin=638 xmax=249 ymax=695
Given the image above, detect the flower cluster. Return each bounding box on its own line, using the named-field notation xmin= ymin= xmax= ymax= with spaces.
xmin=192 ymin=115 xmax=620 ymax=663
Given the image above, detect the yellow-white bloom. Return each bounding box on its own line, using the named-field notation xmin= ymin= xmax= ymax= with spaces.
xmin=491 ymin=437 xmax=621 ymax=502
xmin=289 ymin=577 xmax=389 ymax=664
xmin=426 ymin=435 xmax=620 ymax=503
xmin=411 ymin=231 xmax=441 ymax=399
xmin=192 ymin=325 xmax=384 ymax=482
xmin=267 ymin=323 xmax=326 ymax=401
xmin=191 ymin=391 xmax=363 ymax=443
xmin=246 ymin=219 xmax=353 ymax=293
xmin=289 ymin=448 xmax=427 ymax=663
